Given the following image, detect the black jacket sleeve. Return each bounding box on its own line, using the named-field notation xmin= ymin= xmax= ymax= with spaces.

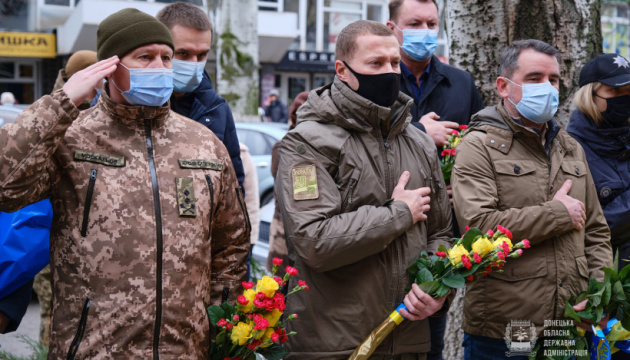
xmin=0 ymin=279 xmax=33 ymax=333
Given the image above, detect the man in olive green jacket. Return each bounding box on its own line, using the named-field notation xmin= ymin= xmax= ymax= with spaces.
xmin=276 ymin=20 xmax=453 ymax=360
xmin=452 ymin=40 xmax=612 ymax=358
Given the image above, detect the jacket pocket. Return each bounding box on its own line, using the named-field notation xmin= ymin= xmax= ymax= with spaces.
xmin=80 ymin=169 xmax=97 ymax=237
xmin=494 ymin=160 xmax=536 ymax=176
xmin=576 ymin=255 xmax=589 ymax=281
xmin=560 ymin=160 xmax=588 ymax=200
xmin=560 ymin=161 xmax=587 ymax=179
xmin=488 ymin=256 xmax=547 ymax=282
xmin=205 ymin=175 xmax=215 ymax=232
xmin=493 ymin=160 xmax=538 ymax=206
xmin=67 ymin=298 xmax=91 ymax=360
xmin=341 ymin=168 xmax=361 ymax=212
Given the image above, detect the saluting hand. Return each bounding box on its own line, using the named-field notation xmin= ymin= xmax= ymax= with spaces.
xmin=63 ymin=56 xmax=119 ymax=107
xmin=392 ymin=171 xmax=431 ymax=223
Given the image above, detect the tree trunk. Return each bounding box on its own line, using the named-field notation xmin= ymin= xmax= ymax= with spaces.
xmin=442 ymin=2 xmax=601 ymax=357
xmin=215 ymin=0 xmax=260 ymax=117
xmin=445 ymin=0 xmax=602 ymax=126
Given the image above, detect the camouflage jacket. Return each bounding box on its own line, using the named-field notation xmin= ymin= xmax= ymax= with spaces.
xmin=0 ymin=89 xmax=250 ymax=359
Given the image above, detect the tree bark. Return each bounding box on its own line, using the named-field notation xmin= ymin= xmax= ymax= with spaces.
xmin=445 ymin=0 xmax=602 ymax=126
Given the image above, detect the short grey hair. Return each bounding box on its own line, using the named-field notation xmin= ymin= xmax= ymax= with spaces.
xmin=500 ymin=39 xmax=561 ymax=78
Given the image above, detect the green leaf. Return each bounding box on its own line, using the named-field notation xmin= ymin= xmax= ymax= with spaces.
xmin=594 ymin=306 xmax=604 ymax=324
xmin=564 ymin=302 xmax=581 ymax=322
xmin=442 ymin=274 xmax=466 ymax=289
xmin=575 ymin=291 xmax=588 ymax=304
xmin=604 ymin=267 xmax=619 ymax=284
xmin=258 ymin=343 xmax=288 ymax=360
xmin=460 ymin=262 xmax=483 ymax=277
xmin=588 ymin=278 xmax=599 ymax=293
xmin=590 ymin=294 xmax=602 ymax=307
xmin=620 ymin=263 xmax=630 ymax=283
xmin=215 ymin=330 xmax=226 ymax=344
xmin=418 ymin=281 xmax=440 ymax=295
xmin=461 ymin=227 xmax=483 ymax=252
xmin=435 ymin=282 xmax=450 ymax=298
xmin=418 ymin=267 xmax=434 ymax=283
xmin=434 ymin=259 xmax=446 ymax=276
xmin=602 ymin=281 xmax=612 ymax=306
xmin=207 ymin=305 xmax=225 ymax=326
xmin=622 ymin=312 xmax=630 ymax=332
xmin=576 ymin=310 xmax=593 ymax=321
xmin=614 ymin=252 xmax=620 ymax=275
xmin=438 ymin=244 xmax=448 ymax=253
xmin=407 ymin=262 xmax=420 ymax=276
xmin=615 ymin=281 xmax=627 ymax=301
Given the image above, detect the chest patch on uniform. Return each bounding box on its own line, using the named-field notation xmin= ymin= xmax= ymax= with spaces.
xmin=74 ymin=151 xmax=125 ymax=167
xmin=176 ymin=177 xmax=197 ymax=217
xmin=292 ymin=165 xmax=319 ymax=200
xmin=178 ymin=159 xmax=223 ymax=171
xmin=600 ymin=186 xmax=612 ymax=198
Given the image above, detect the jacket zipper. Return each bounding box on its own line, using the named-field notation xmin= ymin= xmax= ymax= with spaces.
xmin=341 ymin=178 xmax=357 ymax=212
xmin=67 ymin=298 xmax=91 ymax=360
xmin=145 ymin=120 xmax=164 ymax=360
xmin=205 ymin=175 xmax=215 ymax=233
xmin=235 ymin=187 xmax=252 ymax=236
xmin=80 ymin=169 xmax=97 ymax=237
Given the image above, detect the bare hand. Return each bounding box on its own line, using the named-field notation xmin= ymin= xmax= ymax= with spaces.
xmin=552 ymin=180 xmax=586 ymax=231
xmin=419 ymin=112 xmax=459 ymax=147
xmin=400 ymin=283 xmax=449 ymax=321
xmin=573 ymin=299 xmax=609 ymax=332
xmin=63 ymin=56 xmax=119 ymax=107
xmin=446 ymin=184 xmax=453 ymax=209
xmin=392 ymin=171 xmax=431 ymax=223
xmin=0 ymin=311 xmax=9 ymax=333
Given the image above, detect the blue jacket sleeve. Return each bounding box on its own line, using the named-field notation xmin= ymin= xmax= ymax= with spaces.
xmin=602 ymin=190 xmax=630 ymax=241
xmin=221 ymin=106 xmax=245 ymax=193
xmin=0 ymin=279 xmax=33 ymax=333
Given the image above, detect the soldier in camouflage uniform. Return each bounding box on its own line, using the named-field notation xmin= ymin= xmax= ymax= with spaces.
xmin=0 ymin=8 xmax=249 ymax=359
xmin=32 ymin=49 xmax=99 ymax=347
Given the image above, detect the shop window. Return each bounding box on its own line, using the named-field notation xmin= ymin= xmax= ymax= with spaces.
xmin=602 ymin=2 xmax=630 ymax=58
xmin=0 ymin=63 xmax=15 ymax=79
xmin=19 ymin=64 xmax=33 ymax=78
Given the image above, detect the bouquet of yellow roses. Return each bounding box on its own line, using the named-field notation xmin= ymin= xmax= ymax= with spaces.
xmin=349 ymin=225 xmax=530 ymax=360
xmin=208 ymin=258 xmax=307 ymax=360
xmin=440 ymin=124 xmax=468 ymax=184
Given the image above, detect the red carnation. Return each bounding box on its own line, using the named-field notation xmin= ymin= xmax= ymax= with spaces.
xmin=487 ymin=229 xmax=494 ymax=237
xmin=233 ymin=315 xmax=239 ymax=321
xmin=274 ymin=276 xmax=283 ymax=285
xmin=286 ymin=266 xmax=299 ymax=276
xmin=273 ymin=257 xmax=283 ymax=265
xmin=459 ymin=124 xmax=468 ymax=130
xmin=265 ymin=299 xmax=275 ymax=311
xmin=226 ymin=323 xmax=233 ymax=331
xmin=247 ymin=340 xmax=262 ymax=349
xmin=237 ymin=295 xmax=249 ymax=306
xmin=441 ymin=149 xmax=450 ymax=157
xmin=461 ymin=255 xmax=472 ymax=270
xmin=435 ymin=251 xmax=447 ymax=258
xmin=501 ymin=241 xmax=510 ymax=254
xmin=473 ymin=253 xmax=482 ymax=264
xmin=298 ymin=280 xmax=309 ymax=290
xmin=254 ymin=299 xmax=265 ymax=308
xmin=465 ymin=226 xmax=471 ymax=232
xmin=271 ymin=333 xmax=280 ymax=342
xmin=497 ymin=251 xmax=506 ymax=260
xmin=451 ymin=129 xmax=460 ymax=136
xmin=505 ymin=229 xmax=513 ymax=239
xmin=253 ymin=315 xmax=269 ymax=330
xmin=255 ymin=292 xmax=266 ymax=300
xmin=522 ymin=239 xmax=531 ymax=248
xmin=217 ymin=318 xmax=228 ymax=327
xmin=467 ymin=275 xmax=474 ymax=281
xmin=497 ymin=225 xmax=505 ymax=233
xmin=450 ymin=148 xmax=456 ymax=156
xmin=242 ymin=281 xmax=255 ymax=289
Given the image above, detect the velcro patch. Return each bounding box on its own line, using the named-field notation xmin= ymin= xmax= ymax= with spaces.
xmin=176 ymin=177 xmax=197 ymax=217
xmin=292 ymin=165 xmax=319 ymax=201
xmin=74 ymin=151 xmax=125 ymax=167
xmin=178 ymin=159 xmax=222 ymax=171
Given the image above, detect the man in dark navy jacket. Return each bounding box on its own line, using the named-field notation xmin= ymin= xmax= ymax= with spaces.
xmin=157 ymin=2 xmax=245 ymax=191
xmin=0 ymin=280 xmax=33 ymax=334
xmin=387 ymin=1 xmax=483 ymax=359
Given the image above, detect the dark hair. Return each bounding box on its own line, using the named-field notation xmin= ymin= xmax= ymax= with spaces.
xmin=335 ymin=20 xmax=395 ymax=62
xmin=156 ymin=2 xmax=213 ymax=35
xmin=500 ymin=39 xmax=561 ymax=78
xmin=389 ymin=0 xmax=438 ymax=22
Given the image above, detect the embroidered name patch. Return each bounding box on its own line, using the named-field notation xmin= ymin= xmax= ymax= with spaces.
xmin=176 ymin=177 xmax=197 ymax=217
xmin=292 ymin=165 xmax=319 ymax=201
xmin=178 ymin=159 xmax=222 ymax=171
xmin=74 ymin=151 xmax=125 ymax=167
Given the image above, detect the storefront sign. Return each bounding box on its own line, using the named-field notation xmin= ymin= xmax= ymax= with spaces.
xmin=0 ymin=32 xmax=56 ymax=58
xmin=276 ymin=51 xmax=335 ymax=72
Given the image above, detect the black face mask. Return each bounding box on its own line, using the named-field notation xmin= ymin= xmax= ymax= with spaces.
xmin=342 ymin=61 xmax=400 ymax=107
xmin=598 ymin=94 xmax=630 ymax=127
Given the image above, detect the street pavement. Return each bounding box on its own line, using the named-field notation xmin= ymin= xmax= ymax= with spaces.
xmin=0 ymin=300 xmax=40 ymax=358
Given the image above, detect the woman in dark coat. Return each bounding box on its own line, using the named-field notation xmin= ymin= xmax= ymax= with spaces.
xmin=567 ymin=53 xmax=630 ymax=273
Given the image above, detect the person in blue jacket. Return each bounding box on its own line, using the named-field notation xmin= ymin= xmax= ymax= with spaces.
xmin=0 ymin=280 xmax=33 ymax=334
xmin=568 ymin=53 xmax=630 ymax=274
xmin=156 ymin=2 xmax=245 ymax=192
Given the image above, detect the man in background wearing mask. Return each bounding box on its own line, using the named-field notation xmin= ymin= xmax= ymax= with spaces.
xmin=276 ymin=20 xmax=453 ymax=359
xmin=387 ymin=2 xmax=483 ymax=356
xmin=264 ymin=89 xmax=289 ymax=123
xmin=452 ymin=39 xmax=612 ymax=358
xmin=157 ymin=2 xmax=245 ymax=192
xmin=0 ymin=8 xmax=249 ymax=358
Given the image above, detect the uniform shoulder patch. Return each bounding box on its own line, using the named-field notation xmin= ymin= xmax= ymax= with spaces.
xmin=74 ymin=150 xmax=125 ymax=167
xmin=292 ymin=165 xmax=319 ymax=201
xmin=178 ymin=159 xmax=223 ymax=171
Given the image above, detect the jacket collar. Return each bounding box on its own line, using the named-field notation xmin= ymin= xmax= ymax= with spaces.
xmin=400 ymin=56 xmax=448 ymax=104
xmin=98 ymin=88 xmax=170 ymax=128
xmin=328 ymin=76 xmax=414 ymax=138
xmin=567 ymin=109 xmax=630 ymax=158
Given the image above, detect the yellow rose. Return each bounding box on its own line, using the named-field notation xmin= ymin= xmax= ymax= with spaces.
xmin=471 ymin=237 xmax=494 ymax=257
xmin=493 ymin=236 xmax=513 ymax=251
xmin=260 ymin=328 xmax=276 ymax=348
xmin=230 ymin=321 xmax=253 ymax=346
xmin=241 ymin=289 xmax=257 ymax=313
xmin=263 ymin=308 xmax=283 ymax=327
xmin=448 ymin=244 xmax=469 ymax=265
xmin=256 ymin=275 xmax=279 ymax=298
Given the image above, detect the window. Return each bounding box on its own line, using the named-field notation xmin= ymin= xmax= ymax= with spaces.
xmin=237 ymin=129 xmax=274 ymax=156
xmin=602 ymin=2 xmax=630 ymax=58
xmin=0 ymin=60 xmax=38 ymax=104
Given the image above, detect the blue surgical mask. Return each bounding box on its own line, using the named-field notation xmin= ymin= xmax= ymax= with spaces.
xmin=394 ymin=23 xmax=438 ymax=62
xmin=112 ymin=63 xmax=173 ymax=107
xmin=506 ymin=78 xmax=559 ymax=123
xmin=172 ymin=59 xmax=205 ymax=93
